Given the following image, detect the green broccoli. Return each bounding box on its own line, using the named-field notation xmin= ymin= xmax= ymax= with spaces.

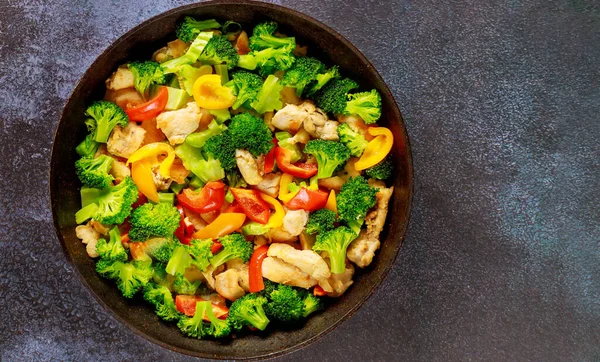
xmin=228 ymin=113 xmax=274 ymax=156
xmin=128 ymin=61 xmax=166 ymax=97
xmin=227 ymin=70 xmax=263 ymax=110
xmin=306 ymin=65 xmax=340 ymax=97
xmin=75 ymin=134 xmax=100 ymax=158
xmin=176 ymin=64 xmax=206 ymax=96
xmin=301 ymin=292 xmax=324 ymax=318
xmin=313 ymin=226 xmax=357 ymax=274
xmin=249 ymin=21 xmax=295 ymax=51
xmin=161 ymin=32 xmax=215 ymax=74
xmin=303 ymin=140 xmax=351 ymax=179
xmin=251 ymin=74 xmax=284 ymax=114
xmin=185 ymin=119 xmax=228 ymax=148
xmin=186 ymin=238 xmax=214 ymax=272
xmin=173 ymin=273 xmax=201 ymax=295
xmin=345 ymin=89 xmax=382 ymax=124
xmin=210 ymin=233 xmax=254 ymax=268
xmin=96 ymin=259 xmax=153 ymax=298
xmin=202 ymin=131 xmax=237 ymax=171
xmin=314 ymin=78 xmax=359 ymax=115
xmin=75 ymin=155 xmax=114 ymax=189
xmin=263 ymin=284 xmax=304 ymax=322
xmin=178 ymin=301 xmax=231 ymax=338
xmin=197 ymin=34 xmax=239 ymax=69
xmin=364 ymin=157 xmax=393 ymax=181
xmin=143 ymin=282 xmax=183 ymax=321
xmin=275 ymin=131 xmax=302 ymax=162
xmin=128 ymin=202 xmax=180 ymax=242
xmin=176 ymin=17 xmax=221 ymax=43
xmin=226 ymin=169 xmax=247 ymax=188
xmin=175 ymin=142 xmax=226 ymax=182
xmin=337 ymin=122 xmax=368 ymax=157
xmin=281 ymin=57 xmax=326 ymax=96
xmin=239 ymin=46 xmax=296 ymax=76
xmin=336 ymin=176 xmax=378 ymax=232
xmin=84 ymin=101 xmax=129 ymax=143
xmin=143 ymin=237 xmax=177 ymax=263
xmin=95 ymin=226 xmax=127 ymax=262
xmin=306 ymin=209 xmax=337 ymax=235
xmin=165 ymin=245 xmax=194 ymax=276
xmin=150 ymin=262 xmax=173 ymax=289
xmin=75 ymin=177 xmax=138 ymax=225
xmin=227 ymin=293 xmax=270 ymax=331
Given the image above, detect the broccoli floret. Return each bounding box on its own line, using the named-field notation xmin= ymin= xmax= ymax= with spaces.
xmin=364 ymin=157 xmax=393 ymax=181
xmin=228 ymin=70 xmax=263 ymax=110
xmin=228 ymin=113 xmax=274 ymax=156
xmin=301 ymin=292 xmax=324 ymax=318
xmin=75 ymin=155 xmax=114 ymax=189
xmin=197 ymin=34 xmax=239 ymax=69
xmin=251 ymin=74 xmax=284 ymax=114
xmin=84 ymin=101 xmax=129 ymax=143
xmin=306 ymin=65 xmax=340 ymax=97
xmin=306 ymin=209 xmax=336 ymax=235
xmin=178 ymin=301 xmax=231 ymax=338
xmin=185 ymin=119 xmax=228 ymax=148
xmin=228 ymin=293 xmax=270 ymax=331
xmin=345 ymin=89 xmax=382 ymax=124
xmin=261 ymin=279 xmax=278 ymax=297
xmin=75 ymin=134 xmax=100 ymax=158
xmin=128 ymin=202 xmax=180 ymax=242
xmin=161 ymin=32 xmax=215 ymax=74
xmin=264 ymin=284 xmax=304 ymax=322
xmin=96 ymin=259 xmax=153 ymax=298
xmin=95 ymin=226 xmax=127 ymax=262
xmin=337 ymin=122 xmax=368 ymax=157
xmin=143 ymin=282 xmax=183 ymax=321
xmin=173 ymin=273 xmax=201 ymax=295
xmin=128 ymin=61 xmax=166 ymax=97
xmin=202 ymin=131 xmax=237 ymax=171
xmin=313 ymin=226 xmax=357 ymax=274
xmin=239 ymin=47 xmax=296 ymax=76
xmin=337 ymin=176 xmax=377 ymax=232
xmin=303 ymin=140 xmax=351 ymax=179
xmin=165 ymin=245 xmax=194 ymax=276
xmin=143 ymin=237 xmax=177 ymax=263
xmin=281 ymin=57 xmax=326 ymax=96
xmin=210 ymin=233 xmax=253 ymax=268
xmin=75 ymin=177 xmax=138 ymax=225
xmin=150 ymin=262 xmax=173 ymax=289
xmin=314 ymin=78 xmax=359 ymax=115
xmin=226 ymin=169 xmax=247 ymax=188
xmin=186 ymin=238 xmax=214 ymax=272
xmin=249 ymin=21 xmax=295 ymax=51
xmin=176 ymin=142 xmax=226 ymax=182
xmin=176 ymin=17 xmax=221 ymax=43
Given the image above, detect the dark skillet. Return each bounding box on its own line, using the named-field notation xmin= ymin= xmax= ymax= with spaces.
xmin=50 ymin=1 xmax=413 ymax=359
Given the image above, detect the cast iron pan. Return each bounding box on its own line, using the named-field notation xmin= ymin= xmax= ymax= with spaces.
xmin=50 ymin=1 xmax=413 ymax=359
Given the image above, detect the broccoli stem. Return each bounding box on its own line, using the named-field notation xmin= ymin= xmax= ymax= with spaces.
xmin=238 ymin=55 xmax=257 ymax=70
xmin=246 ymin=309 xmax=270 ymax=331
xmin=80 ymin=187 xmax=102 ymax=208
xmin=328 ymin=249 xmax=347 ymax=274
xmin=75 ymin=203 xmax=99 ymax=224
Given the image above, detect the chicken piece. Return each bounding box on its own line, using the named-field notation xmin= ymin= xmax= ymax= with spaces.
xmin=152 ymin=169 xmax=172 ymax=191
xmin=75 ymin=224 xmax=101 ymax=258
xmin=109 ymin=159 xmax=130 ymax=182
xmin=89 ymin=220 xmax=110 ymax=236
xmin=299 ymin=232 xmax=315 ymax=251
xmin=346 ymin=230 xmax=379 ymax=269
xmin=155 ymin=102 xmax=202 ymax=145
xmin=226 ymin=259 xmax=250 ymax=292
xmin=271 ymin=103 xmax=308 ymax=132
xmin=338 ymin=114 xmax=368 ymax=137
xmin=104 ymin=88 xmax=144 ymax=109
xmin=256 ymin=173 xmax=281 ymax=197
xmin=325 ymin=262 xmax=355 ymax=297
xmin=265 ymin=228 xmax=298 ymax=243
xmin=302 ymin=104 xmax=339 ymax=141
xmin=140 ymin=118 xmax=167 ymax=145
xmin=318 ymin=176 xmax=346 ymax=192
xmin=365 ymin=185 xmax=393 ymax=237
xmin=215 ymin=269 xmax=246 ymax=301
xmin=152 ymin=39 xmax=188 ymax=63
xmin=201 ymin=264 xmax=225 ymax=290
xmin=234 ymin=31 xmax=250 ymax=55
xmin=183 ymin=208 xmax=208 ymax=231
xmin=235 ymin=149 xmax=263 ymax=185
xmin=282 ymin=209 xmax=309 ymax=237
xmin=267 ymin=243 xmax=331 ymax=282
xmin=262 ymin=256 xmax=318 ymax=289
xmin=105 ymin=66 xmax=135 ymax=91
xmin=254 ymin=235 xmax=268 ymax=247
xmin=289 ymin=128 xmax=310 ymax=144
xmin=107 ymin=122 xmax=146 ymax=158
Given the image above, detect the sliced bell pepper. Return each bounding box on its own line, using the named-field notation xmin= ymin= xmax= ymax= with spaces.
xmin=127 ymin=142 xmax=175 ymax=178
xmin=313 ymin=285 xmax=328 ymax=297
xmin=248 ymin=245 xmax=269 ymax=293
xmin=325 ymin=190 xmax=337 ymax=213
xmin=260 ymin=193 xmax=285 ymax=229
xmin=193 ymin=74 xmax=236 ymax=109
xmin=175 ymin=295 xmax=229 ymax=320
xmin=174 ymin=205 xmax=194 ymax=244
xmin=355 ymin=127 xmax=394 ymax=171
xmin=278 ymin=173 xmax=299 ymax=203
xmin=131 ymin=160 xmax=159 ymax=203
xmin=125 ymin=86 xmax=169 ymax=121
xmin=274 ymin=147 xmax=318 ymax=178
xmin=263 ymin=138 xmax=278 ymax=174
xmin=177 ymin=182 xmax=225 ymax=214
xmin=230 ymin=188 xmax=271 ymax=224
xmin=192 ymin=212 xmax=246 ymax=239
xmin=211 ymin=241 xmax=223 ymax=254
xmin=285 ymin=188 xmax=329 ymax=211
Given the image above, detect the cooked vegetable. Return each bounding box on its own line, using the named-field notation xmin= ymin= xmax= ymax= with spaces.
xmin=364 ymin=156 xmax=393 ymax=180
xmin=228 ymin=112 xmax=274 ymax=156
xmin=128 ymin=202 xmax=181 ymax=242
xmin=355 ymin=127 xmax=394 ymax=171
xmin=251 ymin=74 xmax=284 ymax=114
xmin=75 ymin=177 xmax=138 ymax=225
xmin=264 ymin=284 xmax=304 ymax=322
xmin=85 ymin=101 xmax=129 ymax=143
xmin=143 ymin=282 xmax=183 ymax=321
xmin=345 ymin=89 xmax=382 ymax=124
xmin=249 ymin=21 xmax=295 ymax=51
xmin=248 ymin=245 xmax=269 ymax=293
xmin=197 ymin=35 xmax=239 ymax=69
xmin=176 ymin=17 xmax=221 ymax=43
xmin=75 ymin=134 xmax=100 ymax=158
xmin=75 ymin=155 xmax=114 ymax=189
xmin=306 ymin=209 xmax=336 ymax=235
xmin=185 ymin=119 xmax=227 ymax=148
xmin=176 ymin=142 xmax=226 ymax=183
xmin=178 ymin=301 xmax=231 ymax=338
xmin=227 ymin=70 xmax=263 ymax=110
xmin=95 ymin=226 xmax=127 ymax=262
xmin=303 ymin=140 xmax=351 ymax=179
xmin=173 ymin=273 xmax=201 ymax=295
xmin=128 ymin=61 xmax=166 ymax=97
xmin=336 ymin=176 xmax=377 ymax=233
xmin=301 ymin=292 xmax=324 ymax=318
xmin=192 ymin=74 xmax=236 ymax=109
xmin=125 ymin=86 xmax=169 ymax=121
xmin=210 ymin=232 xmax=254 ymax=268
xmin=306 ymin=65 xmax=340 ymax=96
xmin=177 ymin=182 xmax=225 ymax=214
xmin=161 ymin=32 xmax=215 ymax=74
xmin=96 ymin=259 xmax=153 ymax=298
xmin=186 ymin=238 xmax=214 ymax=271
xmin=337 ymin=122 xmax=368 ymax=157
xmin=281 ymin=57 xmax=326 ymax=96
xmin=227 ymin=293 xmax=270 ymax=331
xmin=314 ymin=78 xmax=359 ymax=115
xmin=313 ymin=226 xmax=356 ymax=274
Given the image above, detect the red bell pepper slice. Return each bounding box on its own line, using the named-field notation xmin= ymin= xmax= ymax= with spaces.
xmin=175 ymin=295 xmax=229 ymax=319
xmin=223 ymin=202 xmax=244 ymax=214
xmin=313 ymin=285 xmax=328 ymax=297
xmin=229 ymin=188 xmax=271 ymax=224
xmin=263 ymin=138 xmax=278 ymax=174
xmin=274 ymin=147 xmax=318 ymax=178
xmin=211 ymin=241 xmax=223 ymax=254
xmin=177 ymin=182 xmax=225 ymax=214
xmin=174 ymin=205 xmax=193 ymax=244
xmin=248 ymin=245 xmax=269 ymax=293
xmin=285 ymin=188 xmax=329 ymax=211
xmin=125 ymin=86 xmax=169 ymax=121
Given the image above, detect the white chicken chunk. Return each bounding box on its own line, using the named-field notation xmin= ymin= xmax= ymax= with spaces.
xmin=215 ymin=269 xmax=246 ymax=301
xmin=271 ymin=103 xmax=307 ymax=132
xmin=235 ymin=149 xmax=263 ymax=185
xmin=282 ymin=209 xmax=309 ymax=237
xmin=105 ymin=66 xmax=135 ymax=91
xmin=75 ymin=224 xmax=101 ymax=258
xmin=106 ymin=122 xmax=146 ymax=158
xmin=256 ymin=173 xmax=281 ymax=197
xmin=302 ymin=104 xmax=339 ymax=141
xmin=152 ymin=169 xmax=172 ymax=191
xmin=155 ymin=102 xmax=202 ymax=145
xmin=267 ymin=243 xmax=331 ymax=282
xmin=325 ymin=262 xmax=355 ymax=297
xmin=201 ymin=264 xmax=225 ymax=290
xmin=271 ymin=102 xmax=339 ymax=140
xmin=265 ymin=228 xmax=298 ymax=243
xmin=262 ymin=256 xmax=318 ymax=289
xmin=109 ymin=159 xmax=131 ymax=182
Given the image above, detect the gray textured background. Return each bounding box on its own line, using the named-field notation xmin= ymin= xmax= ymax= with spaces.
xmin=1 ymin=0 xmax=599 ymax=361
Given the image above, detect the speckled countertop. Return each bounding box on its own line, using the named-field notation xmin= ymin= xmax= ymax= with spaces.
xmin=1 ymin=0 xmax=599 ymax=361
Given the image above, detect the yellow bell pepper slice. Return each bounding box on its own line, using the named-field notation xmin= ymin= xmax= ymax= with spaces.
xmin=325 ymin=190 xmax=337 ymax=213
xmin=278 ymin=173 xmax=300 ymax=203
xmin=193 ymin=74 xmax=236 ymax=109
xmin=260 ymin=193 xmax=285 ymax=229
xmin=355 ymin=127 xmax=394 ymax=171
xmin=192 ymin=213 xmax=247 ymax=239
xmin=131 ymin=160 xmax=159 ymax=203
xmin=126 ymin=142 xmax=175 ymax=178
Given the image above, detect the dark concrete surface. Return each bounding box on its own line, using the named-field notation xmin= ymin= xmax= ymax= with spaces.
xmin=1 ymin=0 xmax=598 ymax=361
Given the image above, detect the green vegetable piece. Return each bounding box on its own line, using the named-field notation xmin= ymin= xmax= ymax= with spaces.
xmin=313 ymin=226 xmax=357 ymax=274
xmin=303 ymin=139 xmax=351 ymax=179
xmin=176 ymin=17 xmax=221 ymax=43
xmin=75 ymin=177 xmax=138 ymax=225
xmin=85 ymin=101 xmax=129 ymax=143
xmin=96 ymin=227 xmax=128 ymax=262
xmin=345 ymin=89 xmax=382 ymax=124
xmin=75 ymin=155 xmax=114 ymax=189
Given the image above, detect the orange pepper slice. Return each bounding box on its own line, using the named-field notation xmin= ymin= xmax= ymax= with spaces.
xmin=131 ymin=160 xmax=159 ymax=203
xmin=355 ymin=127 xmax=393 ymax=171
xmin=127 ymin=142 xmax=175 ymax=178
xmin=325 ymin=190 xmax=337 ymax=213
xmin=193 ymin=74 xmax=236 ymax=109
xmin=260 ymin=193 xmax=285 ymax=229
xmin=192 ymin=213 xmax=246 ymax=239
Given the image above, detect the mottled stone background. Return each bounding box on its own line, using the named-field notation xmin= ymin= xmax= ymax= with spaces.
xmin=1 ymin=0 xmax=598 ymax=361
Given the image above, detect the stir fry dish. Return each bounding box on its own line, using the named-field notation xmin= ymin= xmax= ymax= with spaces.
xmin=73 ymin=17 xmax=395 ymax=339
